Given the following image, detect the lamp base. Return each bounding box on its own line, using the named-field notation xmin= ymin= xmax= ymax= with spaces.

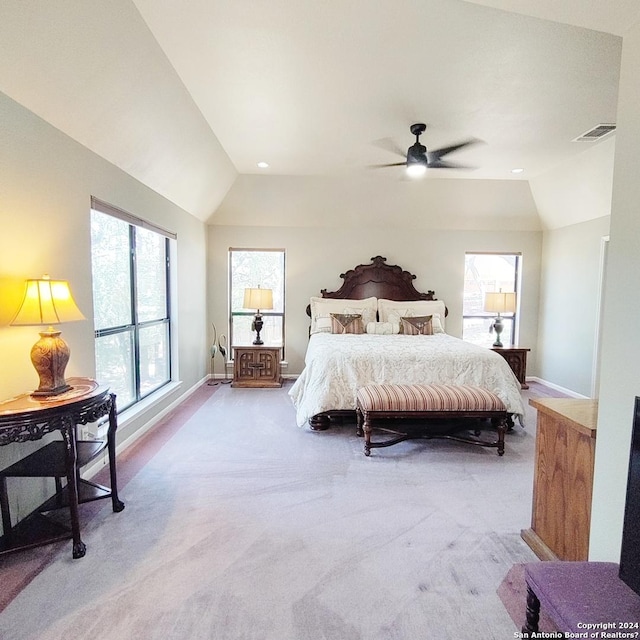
xmin=491 ymin=315 xmax=504 ymax=348
xmin=30 ymin=328 xmax=71 ymax=397
xmin=252 ymin=313 xmax=264 ymax=345
xmin=32 ymin=384 xmax=72 ymax=397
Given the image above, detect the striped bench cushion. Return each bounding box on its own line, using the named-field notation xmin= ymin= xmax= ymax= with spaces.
xmin=357 ymin=384 xmax=506 ymax=413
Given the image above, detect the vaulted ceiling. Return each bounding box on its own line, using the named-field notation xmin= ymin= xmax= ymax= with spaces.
xmin=1 ymin=1 xmax=638 ymax=223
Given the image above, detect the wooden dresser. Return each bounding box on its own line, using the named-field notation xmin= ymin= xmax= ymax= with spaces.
xmin=232 ymin=345 xmax=282 ymax=388
xmin=522 ymin=397 xmax=598 ymax=561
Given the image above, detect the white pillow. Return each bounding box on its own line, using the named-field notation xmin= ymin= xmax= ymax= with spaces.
xmin=377 ymin=299 xmax=447 ymax=332
xmin=310 ymin=296 xmax=377 ymax=334
xmin=365 ymin=321 xmax=400 ymax=335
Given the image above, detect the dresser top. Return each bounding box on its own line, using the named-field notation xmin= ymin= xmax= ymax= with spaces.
xmin=529 ymin=397 xmax=598 ymax=438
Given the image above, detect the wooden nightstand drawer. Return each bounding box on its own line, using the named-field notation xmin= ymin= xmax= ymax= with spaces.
xmin=491 ymin=346 xmax=530 ymax=389
xmin=232 ymin=346 xmax=283 ymax=388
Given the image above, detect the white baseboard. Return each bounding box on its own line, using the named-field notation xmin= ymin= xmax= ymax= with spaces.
xmin=527 ymin=376 xmax=589 ymax=399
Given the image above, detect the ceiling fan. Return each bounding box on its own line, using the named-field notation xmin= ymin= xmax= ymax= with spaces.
xmin=372 ymin=123 xmax=477 ymax=176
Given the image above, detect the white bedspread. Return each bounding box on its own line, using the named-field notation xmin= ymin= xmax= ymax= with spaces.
xmin=289 ymin=333 xmax=525 ymax=426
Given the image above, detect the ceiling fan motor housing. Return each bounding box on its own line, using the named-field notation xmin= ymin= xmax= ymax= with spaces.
xmin=407 ymin=142 xmax=427 ymax=165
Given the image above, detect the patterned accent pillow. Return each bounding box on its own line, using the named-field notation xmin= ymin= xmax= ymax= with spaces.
xmin=400 ymin=315 xmax=433 ymax=335
xmin=389 ymin=309 xmax=445 ymax=333
xmin=330 ymin=313 xmax=364 ymax=334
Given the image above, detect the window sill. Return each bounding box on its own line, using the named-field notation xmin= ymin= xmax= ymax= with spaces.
xmin=86 ymin=380 xmax=183 ymax=438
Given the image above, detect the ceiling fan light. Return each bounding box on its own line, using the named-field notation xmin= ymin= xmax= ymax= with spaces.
xmin=406 ymin=163 xmax=427 ymax=178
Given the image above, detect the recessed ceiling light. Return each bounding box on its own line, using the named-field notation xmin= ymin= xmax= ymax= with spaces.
xmin=257 ymin=161 xmax=269 ymax=169
xmin=511 ymin=168 xmax=524 ymax=174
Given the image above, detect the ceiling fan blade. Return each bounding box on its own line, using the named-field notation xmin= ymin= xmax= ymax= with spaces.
xmin=372 ymin=137 xmax=406 ymax=159
xmin=426 ymin=159 xmax=469 ymax=169
xmin=368 ymin=162 xmax=407 ymax=168
xmin=427 ymin=138 xmax=478 ymax=162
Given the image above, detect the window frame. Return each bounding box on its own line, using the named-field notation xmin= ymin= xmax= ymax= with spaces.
xmin=90 ymin=197 xmax=175 ymax=411
xmin=228 ymin=248 xmax=286 ymax=353
xmin=462 ymin=252 xmax=521 ymax=348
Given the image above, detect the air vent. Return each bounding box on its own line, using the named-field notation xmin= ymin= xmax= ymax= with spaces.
xmin=573 ymin=124 xmax=616 ymax=142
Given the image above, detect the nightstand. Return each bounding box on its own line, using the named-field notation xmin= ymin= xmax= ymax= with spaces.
xmin=491 ymin=346 xmax=530 ymax=389
xmin=232 ymin=345 xmax=283 ymax=388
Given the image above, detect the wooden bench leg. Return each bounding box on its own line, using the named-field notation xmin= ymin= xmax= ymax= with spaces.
xmin=522 ymin=585 xmax=541 ymax=635
xmin=363 ymin=414 xmax=373 ymax=457
xmin=357 ymin=409 xmax=508 ymax=456
xmin=493 ymin=416 xmax=507 ymax=456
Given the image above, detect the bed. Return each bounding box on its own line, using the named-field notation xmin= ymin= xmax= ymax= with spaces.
xmin=288 ymin=256 xmax=525 ymax=430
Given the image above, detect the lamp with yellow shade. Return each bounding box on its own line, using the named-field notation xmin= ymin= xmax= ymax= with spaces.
xmin=10 ymin=275 xmax=86 ymax=396
xmin=484 ymin=291 xmax=516 ymax=348
xmin=243 ymin=286 xmax=273 ymax=345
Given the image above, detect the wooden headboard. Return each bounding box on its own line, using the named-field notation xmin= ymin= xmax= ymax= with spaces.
xmin=306 ymin=255 xmax=445 ymax=317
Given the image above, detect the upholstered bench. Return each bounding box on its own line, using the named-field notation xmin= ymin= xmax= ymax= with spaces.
xmin=355 ymin=383 xmax=508 ymax=457
xmin=522 ymin=561 xmax=640 ymax=635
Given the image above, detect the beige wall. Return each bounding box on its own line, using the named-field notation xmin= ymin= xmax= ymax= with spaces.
xmin=535 ymin=216 xmax=611 ymax=397
xmin=207 ymin=224 xmax=542 ymax=378
xmin=591 ymin=19 xmax=640 ymax=560
xmin=211 ymin=173 xmax=541 ymax=231
xmin=0 ymin=91 xmax=209 ymax=525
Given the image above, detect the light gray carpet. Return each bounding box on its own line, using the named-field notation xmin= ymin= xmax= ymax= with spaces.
xmin=0 ymin=381 xmax=546 ymax=640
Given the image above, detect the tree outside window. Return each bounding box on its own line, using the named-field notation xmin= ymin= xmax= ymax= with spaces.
xmin=229 ymin=249 xmax=285 ymax=350
xmin=90 ymin=201 xmax=172 ymax=410
xmin=463 ymin=253 xmax=520 ymax=347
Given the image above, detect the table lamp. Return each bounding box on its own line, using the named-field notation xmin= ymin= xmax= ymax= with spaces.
xmin=484 ymin=291 xmax=516 ymax=348
xmin=243 ymin=286 xmax=273 ymax=345
xmin=10 ymin=275 xmax=86 ymax=396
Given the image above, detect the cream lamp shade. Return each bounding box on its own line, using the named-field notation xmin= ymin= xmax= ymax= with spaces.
xmin=484 ymin=291 xmax=516 ymax=314
xmin=243 ymin=287 xmax=274 ymax=311
xmin=11 ymin=275 xmax=86 ymax=396
xmin=242 ymin=286 xmax=273 ymax=345
xmin=484 ymin=291 xmax=516 ymax=348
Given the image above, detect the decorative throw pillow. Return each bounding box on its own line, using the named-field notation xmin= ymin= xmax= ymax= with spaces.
xmin=400 ymin=315 xmax=433 ymax=335
xmin=378 ymin=299 xmax=447 ymax=332
xmin=389 ymin=309 xmax=445 ymax=333
xmin=309 ymin=297 xmax=377 ymax=334
xmin=330 ymin=313 xmax=364 ymax=334
xmin=365 ymin=321 xmax=400 ymax=335
xmin=343 ymin=307 xmax=377 ymax=326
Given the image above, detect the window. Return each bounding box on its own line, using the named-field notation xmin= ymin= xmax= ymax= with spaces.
xmin=90 ymin=198 xmax=174 ymax=411
xmin=229 ymin=249 xmax=285 ymax=349
xmin=463 ymin=253 xmax=520 ymax=347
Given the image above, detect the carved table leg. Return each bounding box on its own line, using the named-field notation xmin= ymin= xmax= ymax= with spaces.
xmin=107 ymin=394 xmax=125 ymax=513
xmin=0 ymin=476 xmax=12 ymax=541
xmin=522 ymin=584 xmax=540 ymax=635
xmin=62 ymin=423 xmax=86 ymax=559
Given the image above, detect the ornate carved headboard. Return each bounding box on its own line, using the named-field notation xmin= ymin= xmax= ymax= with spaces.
xmin=306 ymin=255 xmax=446 ymax=317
